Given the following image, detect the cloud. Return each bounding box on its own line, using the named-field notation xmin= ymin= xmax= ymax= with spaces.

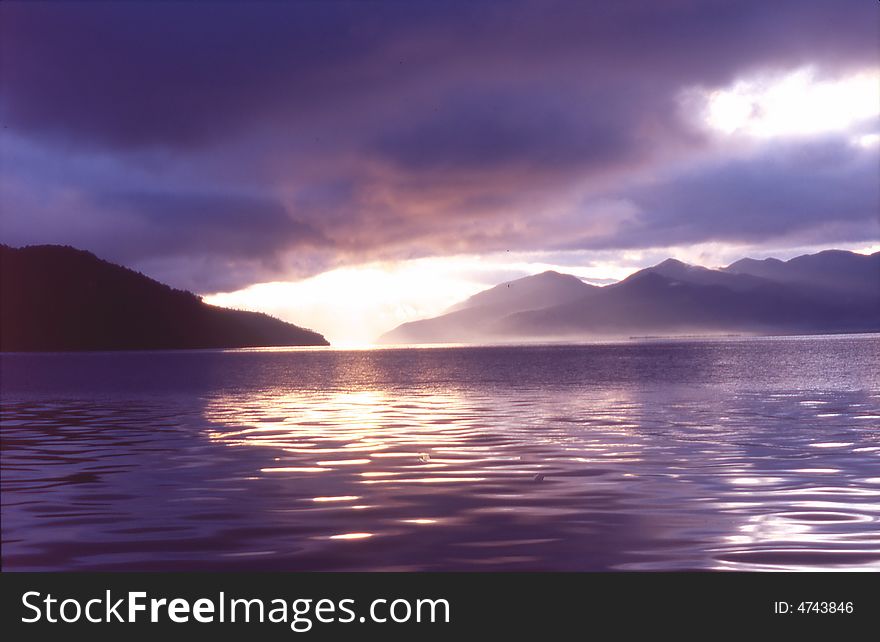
xmin=2 ymin=1 xmax=874 ymax=151
xmin=577 ymin=137 xmax=880 ymax=250
xmin=369 ymin=88 xmax=648 ymax=173
xmin=94 ymin=191 xmax=327 ymax=260
xmin=0 ymin=0 xmax=877 ymax=291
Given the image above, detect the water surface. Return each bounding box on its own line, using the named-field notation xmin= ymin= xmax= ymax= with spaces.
xmin=2 ymin=335 xmax=879 ymax=570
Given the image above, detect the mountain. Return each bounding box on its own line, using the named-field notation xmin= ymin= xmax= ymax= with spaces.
xmin=378 ymin=250 xmax=880 ymax=344
xmin=379 ymin=270 xmax=596 ymax=344
xmin=0 ymin=245 xmax=329 ymax=351
xmin=445 ymin=270 xmax=595 ymax=314
xmin=644 ymin=258 xmax=769 ymax=292
xmin=498 ymin=270 xmax=878 ymax=339
xmin=724 ymin=250 xmax=880 ymax=297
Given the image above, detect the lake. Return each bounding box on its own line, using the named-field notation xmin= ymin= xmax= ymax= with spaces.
xmin=2 ymin=334 xmax=878 ymax=571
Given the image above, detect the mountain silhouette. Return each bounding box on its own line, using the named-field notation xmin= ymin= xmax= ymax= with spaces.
xmin=445 ymin=270 xmax=596 ymax=314
xmin=379 ymin=250 xmax=880 ymax=343
xmin=724 ymin=249 xmax=880 ymax=297
xmin=644 ymin=258 xmax=769 ymax=291
xmin=0 ymin=245 xmax=329 ymax=351
xmin=380 ymin=270 xmax=597 ymax=344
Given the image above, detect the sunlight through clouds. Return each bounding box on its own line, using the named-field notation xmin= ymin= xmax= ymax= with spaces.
xmin=693 ymin=67 xmax=879 ymax=140
xmin=203 ymin=253 xmax=639 ymax=345
xmin=205 ymin=258 xmax=485 ymax=346
xmin=204 ymin=235 xmax=879 ymax=346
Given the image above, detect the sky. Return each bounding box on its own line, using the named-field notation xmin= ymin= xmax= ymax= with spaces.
xmin=1 ymin=0 xmax=878 ymax=344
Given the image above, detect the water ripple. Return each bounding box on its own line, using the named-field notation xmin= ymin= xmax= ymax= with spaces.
xmin=2 ymin=335 xmax=879 ymax=570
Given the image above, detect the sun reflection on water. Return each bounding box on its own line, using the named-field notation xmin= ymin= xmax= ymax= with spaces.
xmin=3 ymin=338 xmax=879 ymax=570
xmin=199 ymin=379 xmax=880 ymax=571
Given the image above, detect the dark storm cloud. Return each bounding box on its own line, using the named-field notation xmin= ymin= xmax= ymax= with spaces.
xmin=0 ymin=0 xmax=877 ymax=290
xmin=3 ymin=0 xmax=874 ymax=151
xmin=574 ymin=138 xmax=880 ymax=250
xmin=0 ymin=2 xmax=374 ymax=148
xmin=369 ymin=88 xmax=648 ymax=173
xmin=95 ymin=191 xmax=327 ymax=260
xmin=0 ymin=1 xmax=474 ymax=149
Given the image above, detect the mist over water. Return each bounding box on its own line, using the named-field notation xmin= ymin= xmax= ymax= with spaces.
xmin=2 ymin=335 xmax=878 ymax=571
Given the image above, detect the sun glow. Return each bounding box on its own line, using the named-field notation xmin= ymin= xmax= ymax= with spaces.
xmin=697 ymin=67 xmax=880 ymax=140
xmin=205 ymin=259 xmax=480 ymax=347
xmin=203 ymin=236 xmax=880 ymax=346
xmin=203 ymin=253 xmax=634 ymax=345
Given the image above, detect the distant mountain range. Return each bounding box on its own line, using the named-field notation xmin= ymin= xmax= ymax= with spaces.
xmin=379 ymin=250 xmax=880 ymax=344
xmin=0 ymin=245 xmax=329 ymax=351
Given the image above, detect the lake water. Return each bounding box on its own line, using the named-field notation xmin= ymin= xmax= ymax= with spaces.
xmin=2 ymin=335 xmax=878 ymax=571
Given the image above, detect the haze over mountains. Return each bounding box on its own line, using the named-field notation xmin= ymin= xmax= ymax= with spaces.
xmin=0 ymin=245 xmax=328 ymax=351
xmin=2 ymin=244 xmax=877 ymax=351
xmin=379 ymin=250 xmax=880 ymax=344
